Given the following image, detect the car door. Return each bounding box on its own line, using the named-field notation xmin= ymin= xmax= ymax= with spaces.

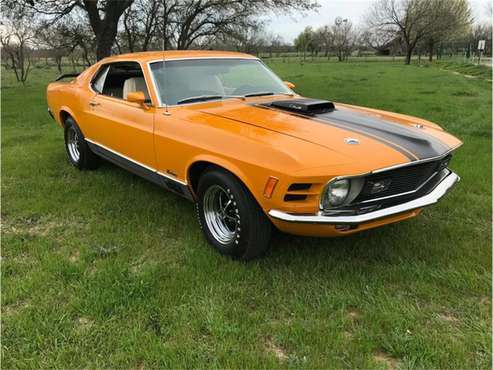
xmin=83 ymin=61 xmax=157 ymax=172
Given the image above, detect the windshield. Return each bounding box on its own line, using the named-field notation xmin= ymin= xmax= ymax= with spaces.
xmin=149 ymin=58 xmax=291 ymax=106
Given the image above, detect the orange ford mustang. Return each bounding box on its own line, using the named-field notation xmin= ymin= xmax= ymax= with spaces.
xmin=46 ymin=50 xmax=462 ymax=260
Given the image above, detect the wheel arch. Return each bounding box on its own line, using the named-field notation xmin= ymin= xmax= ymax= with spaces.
xmin=186 ymin=156 xmax=263 ymax=208
xmin=58 ymin=106 xmax=78 ymax=127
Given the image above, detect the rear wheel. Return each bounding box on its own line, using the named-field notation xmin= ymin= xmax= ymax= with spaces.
xmin=196 ymin=168 xmax=272 ymax=260
xmin=64 ymin=117 xmax=99 ymax=170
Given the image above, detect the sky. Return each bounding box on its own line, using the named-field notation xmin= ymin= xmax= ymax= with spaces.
xmin=265 ymin=0 xmax=493 ymax=43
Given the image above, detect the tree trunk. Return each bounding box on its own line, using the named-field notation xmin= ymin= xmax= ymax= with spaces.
xmin=83 ymin=0 xmax=132 ymax=60
xmin=428 ymin=42 xmax=434 ymax=62
xmin=56 ymin=56 xmax=62 ymax=73
xmin=405 ymin=47 xmax=413 ymax=65
xmin=96 ymin=29 xmax=118 ymax=60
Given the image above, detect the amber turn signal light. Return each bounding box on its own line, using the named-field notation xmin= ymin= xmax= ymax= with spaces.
xmin=263 ymin=176 xmax=279 ymax=198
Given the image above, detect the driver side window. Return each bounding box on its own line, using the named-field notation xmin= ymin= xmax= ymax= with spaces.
xmin=91 ymin=62 xmax=151 ymax=103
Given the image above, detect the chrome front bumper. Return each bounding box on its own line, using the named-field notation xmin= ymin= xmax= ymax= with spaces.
xmin=268 ymin=171 xmax=459 ymax=225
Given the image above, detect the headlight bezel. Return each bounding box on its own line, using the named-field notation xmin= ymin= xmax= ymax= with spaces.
xmin=322 ymin=178 xmax=350 ymax=208
xmin=320 ymin=176 xmax=365 ymax=210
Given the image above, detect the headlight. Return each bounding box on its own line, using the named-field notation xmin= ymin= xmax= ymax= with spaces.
xmin=322 ymin=179 xmax=350 ymax=208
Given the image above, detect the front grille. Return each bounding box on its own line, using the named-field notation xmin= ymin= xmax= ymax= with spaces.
xmin=353 ymin=155 xmax=451 ymax=204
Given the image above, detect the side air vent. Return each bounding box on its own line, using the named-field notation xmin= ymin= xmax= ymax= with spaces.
xmin=284 ymin=194 xmax=307 ymax=202
xmin=284 ymin=183 xmax=314 ymax=202
xmin=288 ymin=183 xmax=312 ymax=191
xmin=269 ymin=98 xmax=335 ymax=115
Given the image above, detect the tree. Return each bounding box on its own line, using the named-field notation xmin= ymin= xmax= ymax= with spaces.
xmin=469 ymin=22 xmax=493 ymax=57
xmin=269 ymin=34 xmax=285 ymax=57
xmin=294 ymin=26 xmax=314 ymax=60
xmin=37 ymin=21 xmax=74 ymax=73
xmin=366 ymin=0 xmax=438 ymax=64
xmin=360 ymin=24 xmax=394 ymax=52
xmin=317 ymin=25 xmax=332 ymax=57
xmin=0 ymin=12 xmax=35 ymax=84
xmin=120 ymin=0 xmax=162 ymax=52
xmin=14 ymin=0 xmax=134 ymax=60
xmin=331 ymin=19 xmax=356 ymax=61
xmin=15 ymin=0 xmax=317 ymax=58
xmin=170 ymin=0 xmax=317 ymax=50
xmin=421 ymin=0 xmax=472 ymax=61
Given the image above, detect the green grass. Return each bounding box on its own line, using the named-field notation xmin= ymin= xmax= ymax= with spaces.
xmin=2 ymin=60 xmax=491 ymax=369
xmin=436 ymin=61 xmax=492 ymax=79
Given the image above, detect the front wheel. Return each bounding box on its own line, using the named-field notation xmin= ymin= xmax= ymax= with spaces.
xmin=64 ymin=117 xmax=99 ymax=170
xmin=196 ymin=168 xmax=272 ymax=260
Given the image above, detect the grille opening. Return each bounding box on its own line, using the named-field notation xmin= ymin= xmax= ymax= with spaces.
xmin=288 ymin=183 xmax=312 ymax=191
xmin=284 ymin=194 xmax=307 ymax=202
xmin=353 ymin=156 xmax=451 ymax=204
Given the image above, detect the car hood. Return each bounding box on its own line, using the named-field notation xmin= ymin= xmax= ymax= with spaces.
xmin=198 ymin=98 xmax=462 ymax=172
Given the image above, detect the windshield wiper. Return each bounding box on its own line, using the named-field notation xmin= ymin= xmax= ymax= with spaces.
xmin=176 ymin=94 xmax=247 ymax=105
xmin=244 ymin=91 xmax=275 ymax=97
xmin=177 ymin=95 xmax=223 ymax=105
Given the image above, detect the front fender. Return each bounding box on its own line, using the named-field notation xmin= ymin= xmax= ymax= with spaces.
xmin=186 ymin=154 xmax=272 ymax=211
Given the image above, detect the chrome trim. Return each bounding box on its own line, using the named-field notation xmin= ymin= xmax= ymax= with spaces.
xmin=147 ymin=57 xmax=259 ymax=64
xmin=357 ymin=169 xmax=443 ymax=204
xmin=156 ymin=171 xmax=188 ymax=186
xmin=85 ymin=138 xmax=188 ymax=185
xmin=371 ymin=147 xmax=460 ymax=174
xmin=270 ymin=171 xmax=459 ymax=225
xmin=146 ymin=60 xmax=165 ymax=107
xmin=88 ymin=61 xmax=156 ymax=106
xmin=318 ymin=149 xmax=459 ymax=210
xmin=146 ymin=57 xmax=291 ymax=108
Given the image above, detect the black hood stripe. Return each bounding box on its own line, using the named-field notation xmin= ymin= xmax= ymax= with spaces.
xmin=317 ymin=109 xmax=450 ymax=161
xmin=258 ymin=103 xmax=451 ymax=161
xmin=311 ymin=115 xmax=419 ymax=160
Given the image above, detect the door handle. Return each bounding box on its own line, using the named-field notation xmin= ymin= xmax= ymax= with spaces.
xmin=89 ymin=101 xmax=100 ymax=107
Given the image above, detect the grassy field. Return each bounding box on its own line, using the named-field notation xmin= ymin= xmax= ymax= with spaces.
xmin=2 ymin=59 xmax=491 ymax=369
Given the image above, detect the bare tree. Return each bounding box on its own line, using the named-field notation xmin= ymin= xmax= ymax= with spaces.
xmin=468 ymin=22 xmax=493 ymax=57
xmin=120 ymin=0 xmax=162 ymax=52
xmin=366 ymin=0 xmax=438 ymax=64
xmin=421 ymin=0 xmax=472 ymax=61
xmin=14 ymin=0 xmax=317 ymax=58
xmin=0 ymin=13 xmax=35 ymax=84
xmin=331 ymin=19 xmax=356 ymax=61
xmin=317 ymin=25 xmax=332 ymax=58
xmin=37 ymin=21 xmax=74 ymax=73
xmin=13 ymin=0 xmax=134 ymax=60
xmin=171 ymin=0 xmax=317 ymax=50
xmin=360 ymin=24 xmax=395 ymax=52
xmin=269 ymin=34 xmax=284 ymax=57
xmin=294 ymin=26 xmax=315 ymax=60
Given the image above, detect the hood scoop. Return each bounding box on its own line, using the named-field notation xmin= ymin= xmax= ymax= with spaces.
xmin=267 ymin=98 xmax=335 ymax=115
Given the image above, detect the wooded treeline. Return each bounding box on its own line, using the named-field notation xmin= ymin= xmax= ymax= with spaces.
xmin=0 ymin=0 xmax=491 ymax=84
xmin=293 ymin=0 xmax=491 ymax=64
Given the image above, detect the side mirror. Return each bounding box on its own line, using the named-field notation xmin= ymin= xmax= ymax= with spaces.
xmin=127 ymin=91 xmax=148 ymax=108
xmin=284 ymin=81 xmax=295 ymax=89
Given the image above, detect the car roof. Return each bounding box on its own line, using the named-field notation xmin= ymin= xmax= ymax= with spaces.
xmin=100 ymin=50 xmax=258 ymax=63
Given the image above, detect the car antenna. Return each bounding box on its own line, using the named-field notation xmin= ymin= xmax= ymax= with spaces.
xmin=162 ymin=0 xmax=170 ymax=116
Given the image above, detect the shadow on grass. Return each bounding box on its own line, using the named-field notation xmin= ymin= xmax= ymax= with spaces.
xmin=91 ymin=161 xmax=422 ymax=269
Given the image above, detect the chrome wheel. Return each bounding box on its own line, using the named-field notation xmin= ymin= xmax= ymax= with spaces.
xmin=67 ymin=126 xmax=80 ymax=162
xmin=203 ymin=185 xmax=239 ymax=245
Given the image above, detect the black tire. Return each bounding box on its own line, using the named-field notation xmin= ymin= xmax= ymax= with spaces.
xmin=196 ymin=168 xmax=272 ymax=260
xmin=64 ymin=117 xmax=99 ymax=170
